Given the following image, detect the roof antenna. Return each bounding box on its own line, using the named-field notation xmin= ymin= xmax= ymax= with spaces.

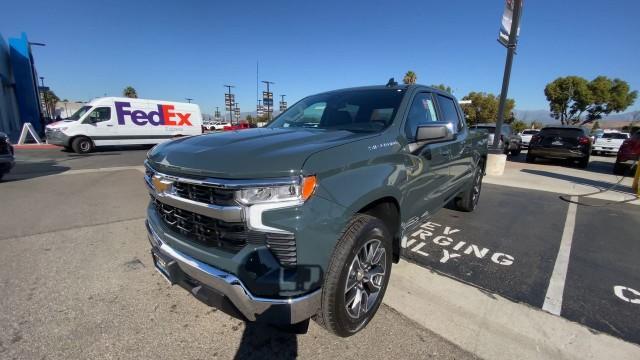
xmin=386 ymin=78 xmax=398 ymax=87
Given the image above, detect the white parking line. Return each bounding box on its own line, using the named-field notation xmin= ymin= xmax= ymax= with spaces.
xmin=542 ymin=196 xmax=578 ymax=315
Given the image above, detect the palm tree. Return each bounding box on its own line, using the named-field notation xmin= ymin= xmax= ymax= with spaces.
xmin=123 ymin=86 xmax=138 ymax=98
xmin=43 ymin=89 xmax=60 ymax=119
xmin=403 ymin=71 xmax=417 ymax=85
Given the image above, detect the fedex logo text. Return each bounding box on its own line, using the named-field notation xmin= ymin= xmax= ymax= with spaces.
xmin=115 ymin=101 xmax=192 ymax=126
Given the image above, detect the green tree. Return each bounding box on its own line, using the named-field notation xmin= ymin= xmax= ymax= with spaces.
xmin=431 ymin=84 xmax=452 ymax=94
xmin=510 ymin=119 xmax=527 ymax=133
xmin=585 ymin=76 xmax=637 ymax=122
xmin=123 ymin=86 xmax=138 ymax=98
xmin=403 ymin=71 xmax=417 ymax=85
xmin=544 ymin=76 xmax=637 ymax=125
xmin=591 ymin=120 xmax=601 ymax=130
xmin=43 ymin=89 xmax=60 ymax=119
xmin=245 ymin=114 xmax=255 ymax=125
xmin=544 ymin=76 xmax=591 ymax=125
xmin=460 ymin=92 xmax=515 ymax=125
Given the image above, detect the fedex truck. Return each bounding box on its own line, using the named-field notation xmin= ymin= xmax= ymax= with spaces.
xmin=45 ymin=97 xmax=203 ymax=153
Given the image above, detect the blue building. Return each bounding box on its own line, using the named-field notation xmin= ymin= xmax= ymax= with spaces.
xmin=0 ymin=32 xmax=43 ymax=140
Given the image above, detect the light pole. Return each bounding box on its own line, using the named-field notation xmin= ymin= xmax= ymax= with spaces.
xmin=493 ymin=0 xmax=523 ymax=151
xmin=280 ymin=94 xmax=287 ymax=112
xmin=185 ymin=98 xmax=193 ymax=103
xmin=262 ymin=80 xmax=274 ymax=121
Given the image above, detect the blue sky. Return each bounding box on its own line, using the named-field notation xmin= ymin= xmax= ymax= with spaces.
xmin=3 ymin=0 xmax=639 ymax=114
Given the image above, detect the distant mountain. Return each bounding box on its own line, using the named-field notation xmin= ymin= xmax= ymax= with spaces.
xmin=514 ymin=110 xmax=640 ymax=125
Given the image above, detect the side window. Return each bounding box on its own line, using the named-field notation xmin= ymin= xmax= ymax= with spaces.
xmin=436 ymin=95 xmax=462 ymax=131
xmin=405 ymin=93 xmax=438 ymax=141
xmin=85 ymin=107 xmax=112 ymax=123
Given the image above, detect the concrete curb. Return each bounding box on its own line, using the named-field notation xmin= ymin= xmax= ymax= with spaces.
xmin=383 ymin=260 xmax=640 ymax=360
xmin=14 ymin=144 xmax=60 ymax=150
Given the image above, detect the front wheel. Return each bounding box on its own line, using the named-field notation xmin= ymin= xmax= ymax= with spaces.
xmin=315 ymin=214 xmax=392 ymax=337
xmin=456 ymin=161 xmax=484 ymax=212
xmin=71 ymin=136 xmax=94 ymax=154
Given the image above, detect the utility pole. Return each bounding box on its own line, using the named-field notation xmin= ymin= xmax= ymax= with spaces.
xmin=279 ymin=94 xmax=287 ymax=112
xmin=262 ymin=80 xmax=274 ymax=121
xmin=224 ymin=84 xmax=235 ymax=124
xmin=185 ymin=98 xmax=193 ymax=103
xmin=493 ymin=0 xmax=523 ymax=151
xmin=39 ymin=76 xmax=49 ymax=120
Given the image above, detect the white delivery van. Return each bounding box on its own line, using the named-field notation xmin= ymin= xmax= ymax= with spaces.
xmin=45 ymin=97 xmax=203 ymax=153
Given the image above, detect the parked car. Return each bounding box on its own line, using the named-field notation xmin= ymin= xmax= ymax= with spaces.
xmin=526 ymin=126 xmax=592 ymax=168
xmin=45 ymin=97 xmax=203 ymax=154
xmin=144 ymin=84 xmax=488 ymax=337
xmin=592 ymin=132 xmax=630 ymax=156
xmin=0 ymin=131 xmax=15 ymax=181
xmin=204 ymin=121 xmax=229 ymax=131
xmin=470 ymin=123 xmax=522 ymax=155
xmin=613 ymin=131 xmax=640 ymax=175
xmin=519 ymin=129 xmax=540 ymax=148
xmin=223 ymin=123 xmax=250 ymax=131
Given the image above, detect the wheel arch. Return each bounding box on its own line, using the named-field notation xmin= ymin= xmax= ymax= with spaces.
xmin=356 ymin=196 xmax=402 ymax=263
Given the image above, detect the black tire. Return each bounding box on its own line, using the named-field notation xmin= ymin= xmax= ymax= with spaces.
xmin=314 ymin=214 xmax=392 ymax=337
xmin=71 ymin=136 xmax=93 ymax=154
xmin=456 ymin=161 xmax=484 ymax=212
xmin=577 ymin=156 xmax=589 ymax=169
xmin=526 ymin=152 xmax=536 ymax=163
xmin=510 ymin=147 xmax=521 ymax=156
xmin=613 ymin=162 xmax=626 ymax=176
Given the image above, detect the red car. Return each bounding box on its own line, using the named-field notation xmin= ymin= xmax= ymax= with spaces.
xmin=614 ymin=130 xmax=640 ymax=175
xmin=222 ymin=123 xmax=250 ymax=131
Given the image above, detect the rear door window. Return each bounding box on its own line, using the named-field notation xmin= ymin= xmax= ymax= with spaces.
xmin=436 ymin=95 xmax=462 ymax=131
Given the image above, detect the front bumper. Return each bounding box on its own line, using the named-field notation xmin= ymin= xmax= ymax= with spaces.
xmin=45 ymin=129 xmax=71 ymax=146
xmin=146 ymin=219 xmax=321 ymax=324
xmin=592 ymin=146 xmax=618 ymax=154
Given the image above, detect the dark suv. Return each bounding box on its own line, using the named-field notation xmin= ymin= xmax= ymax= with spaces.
xmin=144 ymin=85 xmax=487 ymax=336
xmin=0 ymin=132 xmax=15 ymax=181
xmin=526 ymin=126 xmax=592 ymax=168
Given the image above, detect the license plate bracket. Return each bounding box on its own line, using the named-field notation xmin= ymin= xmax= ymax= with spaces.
xmin=152 ymin=249 xmax=180 ymax=285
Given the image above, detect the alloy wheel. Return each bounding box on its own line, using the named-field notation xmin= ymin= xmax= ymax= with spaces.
xmin=344 ymin=239 xmax=386 ymax=319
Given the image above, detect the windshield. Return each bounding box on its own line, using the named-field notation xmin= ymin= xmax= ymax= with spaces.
xmin=267 ymin=89 xmax=405 ymax=132
xmin=602 ymin=133 xmax=628 ymax=139
xmin=66 ymin=106 xmax=92 ymax=121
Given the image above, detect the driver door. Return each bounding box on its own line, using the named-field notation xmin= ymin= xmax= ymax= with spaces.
xmin=82 ymin=106 xmax=116 ymax=145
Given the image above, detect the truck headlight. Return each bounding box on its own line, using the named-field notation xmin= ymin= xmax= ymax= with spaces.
xmin=236 ymin=175 xmax=317 ymax=205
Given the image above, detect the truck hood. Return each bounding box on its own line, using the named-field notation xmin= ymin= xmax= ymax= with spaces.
xmin=147 ymin=127 xmax=376 ymax=178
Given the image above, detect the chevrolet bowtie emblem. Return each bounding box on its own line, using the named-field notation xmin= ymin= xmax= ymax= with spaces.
xmin=152 ymin=175 xmax=172 ymax=193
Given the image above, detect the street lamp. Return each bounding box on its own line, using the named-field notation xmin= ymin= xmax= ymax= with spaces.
xmin=185 ymin=98 xmax=193 ymax=103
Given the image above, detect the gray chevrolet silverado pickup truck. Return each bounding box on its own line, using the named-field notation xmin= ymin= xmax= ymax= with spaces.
xmin=144 ymin=84 xmax=487 ymax=337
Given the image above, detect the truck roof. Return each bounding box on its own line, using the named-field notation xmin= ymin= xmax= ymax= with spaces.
xmin=319 ymin=84 xmax=455 ymax=98
xmin=88 ymin=97 xmax=199 ymax=108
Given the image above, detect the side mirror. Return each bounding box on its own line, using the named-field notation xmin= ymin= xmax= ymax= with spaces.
xmin=415 ymin=123 xmax=455 ymax=143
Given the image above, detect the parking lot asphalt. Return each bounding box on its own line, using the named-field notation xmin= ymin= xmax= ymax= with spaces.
xmin=2 ymin=147 xmax=639 ymax=359
xmin=402 ymin=182 xmax=640 ymax=345
xmin=0 ymin=148 xmax=475 ymax=360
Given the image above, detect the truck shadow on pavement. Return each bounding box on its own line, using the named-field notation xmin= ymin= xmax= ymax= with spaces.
xmin=520 ymin=169 xmax=634 ymax=193
xmin=233 ymin=323 xmax=298 ymax=360
xmin=1 ymin=160 xmax=70 ymax=182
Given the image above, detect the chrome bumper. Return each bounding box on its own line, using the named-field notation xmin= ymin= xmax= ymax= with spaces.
xmin=146 ymin=220 xmax=321 ymax=324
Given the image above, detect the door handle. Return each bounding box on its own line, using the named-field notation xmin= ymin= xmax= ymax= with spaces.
xmin=106 ymin=124 xmax=114 ymax=127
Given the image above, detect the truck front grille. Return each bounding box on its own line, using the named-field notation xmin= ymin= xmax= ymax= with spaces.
xmin=173 ymin=182 xmax=237 ymax=206
xmin=152 ymin=197 xmax=247 ymax=253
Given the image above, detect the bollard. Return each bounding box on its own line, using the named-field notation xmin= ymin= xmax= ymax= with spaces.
xmin=633 ymin=159 xmax=640 ymax=195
